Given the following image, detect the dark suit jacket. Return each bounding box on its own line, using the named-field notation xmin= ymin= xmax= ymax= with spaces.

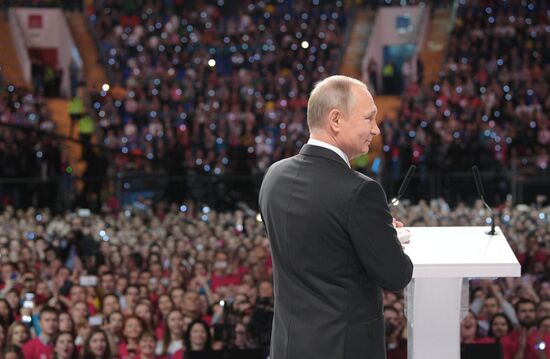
xmin=259 ymin=144 xmax=413 ymax=359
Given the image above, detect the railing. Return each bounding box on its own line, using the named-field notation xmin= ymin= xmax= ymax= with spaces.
xmin=1 ymin=166 xmax=548 ymax=213
xmin=380 ymin=166 xmax=549 ymax=206
xmin=1 ymin=122 xmax=548 ymax=211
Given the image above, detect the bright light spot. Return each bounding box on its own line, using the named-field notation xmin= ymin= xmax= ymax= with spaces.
xmin=102 ymin=84 xmax=110 ymax=92
xmin=301 ymin=41 xmax=309 ymax=49
xmin=208 ymin=59 xmax=216 ymax=67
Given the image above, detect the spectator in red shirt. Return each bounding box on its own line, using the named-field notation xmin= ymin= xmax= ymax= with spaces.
xmin=155 ymin=294 xmax=174 ymax=339
xmin=168 ymin=288 xmax=185 ymax=312
xmin=504 ymin=300 xmax=538 ymax=359
xmin=135 ymin=301 xmax=156 ymax=331
xmin=461 ymin=311 xmax=491 ymax=344
xmin=104 ymin=311 xmax=124 ymax=355
xmin=51 ymin=331 xmax=76 ymax=359
xmin=119 ymin=315 xmax=144 ymax=359
xmin=99 ymin=272 xmax=116 ymax=297
xmin=487 ymin=313 xmax=517 ymax=357
xmin=183 ymin=319 xmax=212 ymax=352
xmin=7 ymin=321 xmax=30 ymax=348
xmin=488 ymin=313 xmax=513 ymax=340
xmin=122 ymin=285 xmax=140 ymax=315
xmin=136 ymin=331 xmax=161 ymax=359
xmin=101 ymin=294 xmax=121 ymax=318
xmin=210 ymin=252 xmax=240 ymax=292
xmin=82 ymin=328 xmax=113 ymax=359
xmin=58 ymin=313 xmax=76 ymax=338
xmin=180 ymin=292 xmax=200 ymax=320
xmin=157 ymin=310 xmax=184 ymax=357
xmin=22 ymin=306 xmax=59 ymax=359
xmin=69 ymin=301 xmax=89 ymax=328
xmin=60 ymin=285 xmax=96 ymax=316
xmin=531 ymin=317 xmax=550 ymax=358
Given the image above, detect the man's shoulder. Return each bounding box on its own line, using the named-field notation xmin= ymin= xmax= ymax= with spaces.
xmin=263 ymin=155 xmax=299 ymax=177
xmin=347 ymin=170 xmax=380 ymax=193
xmin=350 ymin=170 xmax=375 ymax=183
xmin=264 ymin=154 xmax=377 ymax=187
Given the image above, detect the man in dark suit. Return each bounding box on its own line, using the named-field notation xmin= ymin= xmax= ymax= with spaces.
xmin=259 ymin=75 xmax=413 ymax=359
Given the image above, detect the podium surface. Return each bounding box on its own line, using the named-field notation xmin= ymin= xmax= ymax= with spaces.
xmin=404 ymin=226 xmax=520 ymax=278
xmin=402 ymin=226 xmax=520 ymax=359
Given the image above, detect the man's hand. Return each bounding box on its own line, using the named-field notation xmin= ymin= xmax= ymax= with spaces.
xmin=392 ymin=218 xmax=404 ymax=228
xmin=393 ymin=218 xmax=407 ymax=249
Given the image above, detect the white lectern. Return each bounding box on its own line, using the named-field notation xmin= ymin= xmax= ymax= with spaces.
xmin=403 ymin=226 xmax=521 ymax=359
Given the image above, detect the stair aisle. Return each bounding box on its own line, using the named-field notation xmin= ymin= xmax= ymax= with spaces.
xmin=340 ymin=8 xmax=376 ymax=80
xmin=0 ymin=16 xmax=29 ymax=89
xmin=66 ymin=12 xmax=107 ymax=90
xmin=419 ymin=8 xmax=452 ymax=84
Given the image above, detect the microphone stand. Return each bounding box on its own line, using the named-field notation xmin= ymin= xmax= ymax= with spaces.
xmin=472 ymin=166 xmax=497 ymax=236
xmin=388 ymin=165 xmax=416 ymax=207
xmin=481 ymin=200 xmax=497 ymax=236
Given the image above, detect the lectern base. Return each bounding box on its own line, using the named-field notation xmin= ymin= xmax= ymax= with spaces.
xmin=406 ymin=277 xmax=462 ymax=359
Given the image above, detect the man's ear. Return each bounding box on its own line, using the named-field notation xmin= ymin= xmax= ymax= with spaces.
xmin=327 ymin=109 xmax=341 ymax=133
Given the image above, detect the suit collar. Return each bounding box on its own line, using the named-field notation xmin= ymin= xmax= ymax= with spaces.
xmin=299 ymin=144 xmax=351 ymax=169
xmin=307 ymin=138 xmax=350 ymax=166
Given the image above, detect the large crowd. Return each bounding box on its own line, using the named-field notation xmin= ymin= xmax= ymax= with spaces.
xmin=4 ymin=0 xmax=548 ymax=208
xmin=382 ymin=0 xmax=550 ymax=180
xmin=0 ymin=1 xmax=549 ymax=358
xmin=0 ymin=200 xmax=273 ymax=358
xmin=86 ymin=0 xmax=349 ymax=175
xmin=0 ymin=198 xmax=547 ymax=358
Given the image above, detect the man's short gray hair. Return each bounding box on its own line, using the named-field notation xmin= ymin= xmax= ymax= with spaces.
xmin=307 ymin=75 xmax=368 ymax=131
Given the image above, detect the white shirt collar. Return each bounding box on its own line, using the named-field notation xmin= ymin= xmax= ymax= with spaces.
xmin=307 ymin=138 xmax=351 ymax=168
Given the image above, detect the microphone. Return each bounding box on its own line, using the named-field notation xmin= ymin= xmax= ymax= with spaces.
xmin=472 ymin=166 xmax=497 ymax=235
xmin=389 ymin=165 xmax=416 ymax=206
xmin=472 ymin=166 xmax=485 ymax=199
xmin=389 ymin=165 xmax=416 ymax=244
